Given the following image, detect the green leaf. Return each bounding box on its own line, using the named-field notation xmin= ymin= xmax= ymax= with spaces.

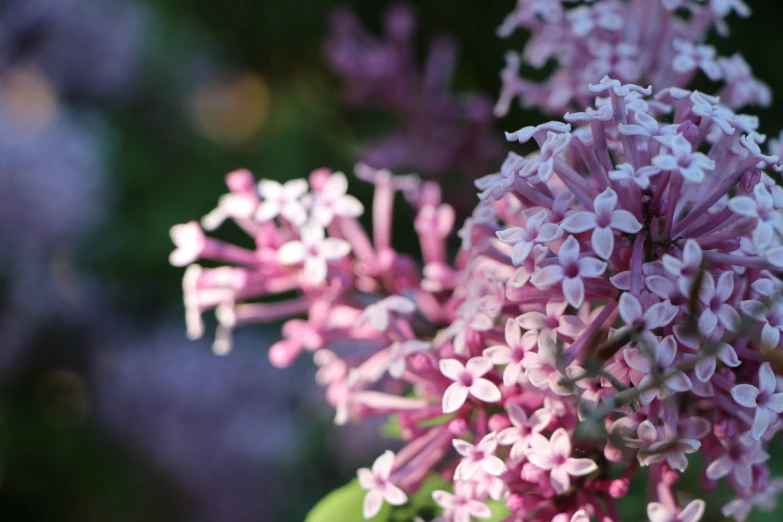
xmin=485 ymin=500 xmax=512 ymax=522
xmin=305 ymin=479 xmax=392 ymax=522
xmin=382 ymin=415 xmax=402 ymax=439
xmin=390 ymin=474 xmax=450 ymax=522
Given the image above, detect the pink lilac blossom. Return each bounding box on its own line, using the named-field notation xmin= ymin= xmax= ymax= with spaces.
xmin=169 ymin=73 xmax=783 ymax=520
xmin=170 ymin=3 xmax=783 ymax=520
xmin=496 ymin=0 xmax=769 ymax=116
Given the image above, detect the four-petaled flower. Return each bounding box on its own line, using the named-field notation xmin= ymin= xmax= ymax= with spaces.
xmin=531 ymin=236 xmax=607 ymax=308
xmin=357 ymin=450 xmax=408 ymax=519
xmin=516 ymin=299 xmax=585 ymax=351
xmin=526 ymin=428 xmax=598 ymax=494
xmin=561 ymin=188 xmax=642 ymax=260
xmin=309 ymin=171 xmax=364 ymax=226
xmin=255 ymin=179 xmax=309 ymax=226
xmin=497 ymin=210 xmax=563 ymax=265
xmin=740 ymin=298 xmax=783 ymax=349
xmin=617 ymin=293 xmax=678 ymax=343
xmin=484 ymin=319 xmax=538 ymax=387
xmin=730 ymin=362 xmax=783 ymax=440
xmin=624 ymin=335 xmax=692 ymax=404
xmin=441 ymin=357 xmax=502 ymax=413
xmin=497 ymin=402 xmax=552 ymax=463
xmin=637 ymin=418 xmax=707 ymax=471
xmin=453 ymin=433 xmax=508 ymax=480
xmin=432 ymin=483 xmax=492 ymax=522
xmin=653 ymin=134 xmax=716 ymax=184
xmin=672 ymin=39 xmax=722 ymax=81
xmin=278 ymin=225 xmax=352 ymax=284
xmin=706 ymin=437 xmax=769 ymax=489
xmin=609 ymin=163 xmax=663 ymax=190
xmin=662 ymin=239 xmax=703 ymax=295
xmin=696 ymin=271 xmax=740 ymax=334
xmin=728 ymin=183 xmax=783 ymax=249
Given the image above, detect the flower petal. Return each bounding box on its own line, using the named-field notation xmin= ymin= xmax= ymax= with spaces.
xmin=363 ymin=490 xmax=384 ymax=519
xmin=618 ymin=293 xmax=643 ymax=324
xmin=531 ymin=265 xmax=565 ymax=289
xmin=481 ymin=456 xmax=508 ymax=476
xmin=278 ymin=241 xmax=306 ymax=264
xmin=383 ymin=484 xmax=408 ymax=506
xmin=578 ymin=257 xmax=608 ymax=278
xmin=550 ymin=428 xmax=572 ymax=458
xmin=550 ymin=466 xmax=570 ymax=494
xmin=484 ymin=345 xmax=512 ymax=365
xmin=562 ymin=211 xmax=597 ymax=233
xmin=728 ymin=196 xmax=758 ymax=217
xmin=442 ymin=383 xmax=469 ymax=413
xmin=517 ymin=311 xmax=549 ymax=330
xmin=679 ymin=500 xmax=706 ymax=522
xmin=372 ymin=450 xmax=396 ymax=478
xmin=647 ymin=502 xmax=674 ymax=522
xmin=558 ymin=236 xmax=581 ymax=265
xmin=731 ymin=384 xmax=760 ymax=408
xmin=759 ymin=362 xmax=776 ymax=394
xmin=705 ymin=455 xmax=733 ymax=480
xmin=439 ymin=359 xmax=465 ymax=381
xmin=610 ymin=210 xmax=643 ymax=233
xmin=469 ymin=378 xmax=502 ymax=403
xmin=562 ymin=277 xmax=585 ymax=308
xmin=466 ymin=356 xmax=493 ymax=377
xmin=357 ymin=468 xmax=375 ymax=490
xmin=564 ymin=458 xmax=598 ymax=476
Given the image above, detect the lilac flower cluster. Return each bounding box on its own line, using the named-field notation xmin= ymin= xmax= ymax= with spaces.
xmin=325 ymin=4 xmax=504 ymax=180
xmin=170 ymin=74 xmax=783 ymax=519
xmin=169 ymin=2 xmax=783 ymax=522
xmin=496 ymin=0 xmax=770 ymax=116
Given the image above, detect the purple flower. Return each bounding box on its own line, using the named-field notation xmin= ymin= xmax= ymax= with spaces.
xmin=526 ymin=428 xmax=598 ymax=494
xmin=530 ymin=236 xmax=607 ymax=308
xmin=731 ymin=363 xmax=783 ymax=440
xmin=560 ymin=188 xmax=642 ymax=260
xmin=358 ymin=450 xmax=408 ymax=518
xmin=440 ymin=357 xmax=502 ymax=413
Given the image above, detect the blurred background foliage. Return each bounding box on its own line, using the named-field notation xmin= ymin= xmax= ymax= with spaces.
xmin=2 ymin=0 xmax=783 ymax=521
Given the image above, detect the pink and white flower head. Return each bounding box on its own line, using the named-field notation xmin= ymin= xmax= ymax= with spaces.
xmin=440 ymin=357 xmax=502 ymax=414
xmin=526 ymin=428 xmax=598 ymax=494
xmin=530 ymin=235 xmax=607 ymax=308
xmin=256 ymin=178 xmax=309 ymax=226
xmin=357 ymin=450 xmax=408 ymax=518
xmin=731 ymin=363 xmax=783 ymax=440
xmin=453 ymin=433 xmax=507 ymax=480
xmin=432 ymin=482 xmax=493 ymax=522
xmin=278 ymin=225 xmax=351 ymax=285
xmin=483 ymin=319 xmax=538 ymax=387
xmin=169 ymin=1 xmax=783 ymax=518
xmin=308 ymin=171 xmax=364 ymax=227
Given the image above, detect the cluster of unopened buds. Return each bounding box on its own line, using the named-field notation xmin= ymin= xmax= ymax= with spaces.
xmin=169 ymin=1 xmax=783 ymax=521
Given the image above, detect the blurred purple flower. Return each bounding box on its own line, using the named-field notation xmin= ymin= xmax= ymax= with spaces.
xmin=94 ymin=326 xmax=307 ymax=522
xmin=0 ymin=0 xmax=148 ymax=100
xmin=325 ymin=4 xmax=504 ymax=182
